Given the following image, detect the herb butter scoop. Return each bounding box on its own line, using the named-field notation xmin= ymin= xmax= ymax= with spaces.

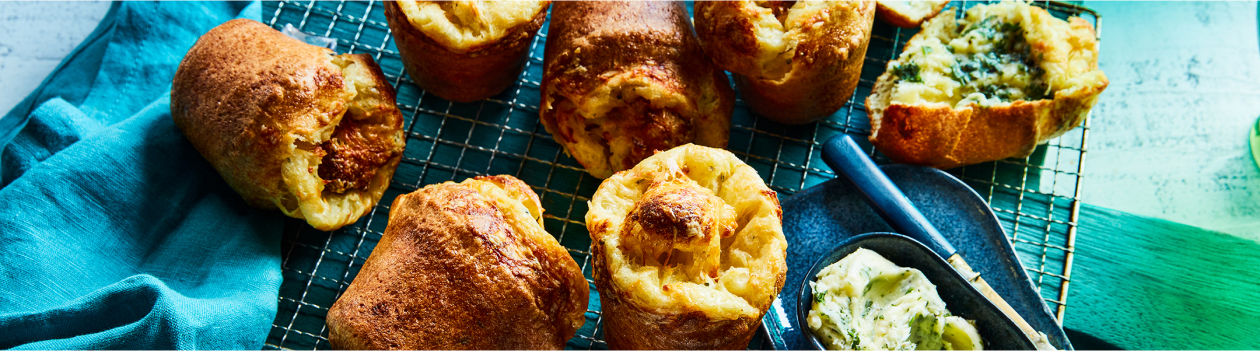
xmin=822 ymin=134 xmax=1056 ymax=350
xmin=809 ymin=248 xmax=984 ymax=350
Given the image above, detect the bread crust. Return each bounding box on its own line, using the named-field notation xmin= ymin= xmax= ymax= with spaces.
xmin=384 ymin=1 xmax=549 ymax=102
xmin=326 ymin=175 xmax=589 ymax=350
xmin=694 ymin=1 xmax=876 ymax=124
xmin=875 ymin=0 xmax=948 ymax=28
xmin=867 ymin=4 xmax=1109 ymax=169
xmin=540 ymin=1 xmax=734 ymax=179
xmin=587 ymin=144 xmax=787 ymax=349
xmin=171 ymin=19 xmax=405 ymax=231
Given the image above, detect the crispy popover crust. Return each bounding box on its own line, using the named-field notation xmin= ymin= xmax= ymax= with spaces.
xmin=866 ymin=2 xmax=1109 ymax=169
xmin=384 ymin=1 xmax=550 ymax=102
xmin=875 ymin=0 xmax=949 ymax=28
xmin=326 ymin=175 xmax=589 ymax=350
xmin=694 ymin=0 xmax=876 ymax=124
xmin=541 ymin=1 xmax=735 ymax=179
xmin=587 ymin=144 xmax=787 ymax=349
xmin=171 ymin=19 xmax=405 ymax=231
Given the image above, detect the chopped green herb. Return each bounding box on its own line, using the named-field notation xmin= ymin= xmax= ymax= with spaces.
xmin=943 ymin=12 xmax=1054 ymax=103
xmin=891 ymin=61 xmax=923 ymax=83
xmin=1027 ymin=83 xmax=1049 ymax=100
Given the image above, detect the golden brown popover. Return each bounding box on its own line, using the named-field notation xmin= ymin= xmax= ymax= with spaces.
xmin=694 ymin=0 xmax=876 ymax=125
xmin=541 ymin=1 xmax=735 ymax=179
xmin=875 ymin=0 xmax=949 ymax=28
xmin=326 ymin=175 xmax=589 ymax=350
xmin=171 ymin=19 xmax=405 ymax=231
xmin=867 ymin=1 xmax=1109 ymax=169
xmin=586 ymin=144 xmax=787 ymax=349
xmin=384 ymin=1 xmax=550 ymax=102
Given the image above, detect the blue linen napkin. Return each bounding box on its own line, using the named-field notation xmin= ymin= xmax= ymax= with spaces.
xmin=0 ymin=2 xmax=282 ymax=349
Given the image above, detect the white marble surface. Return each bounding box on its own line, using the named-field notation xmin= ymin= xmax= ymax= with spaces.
xmin=0 ymin=1 xmax=111 ymax=116
xmin=0 ymin=2 xmax=1257 ymax=240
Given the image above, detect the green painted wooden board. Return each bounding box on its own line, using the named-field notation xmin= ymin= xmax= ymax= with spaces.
xmin=1065 ymin=203 xmax=1260 ymax=349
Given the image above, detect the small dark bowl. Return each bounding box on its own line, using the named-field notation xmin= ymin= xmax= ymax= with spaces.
xmin=796 ymin=233 xmax=1037 ymax=350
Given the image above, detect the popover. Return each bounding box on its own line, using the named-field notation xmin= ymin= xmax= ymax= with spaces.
xmin=171 ymin=19 xmax=405 ymax=231
xmin=541 ymin=1 xmax=735 ymax=179
xmin=694 ymin=0 xmax=876 ymax=124
xmin=327 ymin=175 xmax=589 ymax=349
xmin=586 ymin=144 xmax=787 ymax=349
xmin=384 ymin=1 xmax=550 ymax=102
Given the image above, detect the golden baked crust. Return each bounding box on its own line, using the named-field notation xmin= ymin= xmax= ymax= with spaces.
xmin=875 ymin=0 xmax=949 ymax=28
xmin=171 ymin=19 xmax=405 ymax=231
xmin=694 ymin=0 xmax=876 ymax=124
xmin=385 ymin=1 xmax=549 ymax=102
xmin=867 ymin=1 xmax=1108 ymax=169
xmin=586 ymin=144 xmax=787 ymax=349
xmin=541 ymin=1 xmax=735 ymax=179
xmin=326 ymin=175 xmax=589 ymax=350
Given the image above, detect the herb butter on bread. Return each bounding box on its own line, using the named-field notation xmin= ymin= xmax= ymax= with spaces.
xmin=867 ymin=1 xmax=1108 ymax=169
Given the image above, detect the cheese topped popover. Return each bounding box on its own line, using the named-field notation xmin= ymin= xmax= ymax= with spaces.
xmin=384 ymin=1 xmax=550 ymax=102
xmin=393 ymin=1 xmax=550 ymax=53
xmin=694 ymin=0 xmax=876 ymax=124
xmin=587 ymin=144 xmax=787 ymax=349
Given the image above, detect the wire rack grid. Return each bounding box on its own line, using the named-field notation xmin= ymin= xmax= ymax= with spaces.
xmin=259 ymin=1 xmax=1099 ymax=349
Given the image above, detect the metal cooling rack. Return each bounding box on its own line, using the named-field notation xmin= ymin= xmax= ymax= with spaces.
xmin=260 ymin=1 xmax=1099 ymax=349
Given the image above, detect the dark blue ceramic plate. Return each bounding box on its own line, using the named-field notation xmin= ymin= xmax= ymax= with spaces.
xmin=759 ymin=164 xmax=1071 ymax=350
xmin=795 ymin=233 xmax=1036 ymax=350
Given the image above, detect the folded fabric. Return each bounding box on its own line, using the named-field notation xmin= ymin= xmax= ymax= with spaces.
xmin=0 ymin=2 xmax=282 ymax=349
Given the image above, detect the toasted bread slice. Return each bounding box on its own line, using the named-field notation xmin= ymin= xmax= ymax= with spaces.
xmin=876 ymin=0 xmax=949 ymax=28
xmin=866 ymin=2 xmax=1108 ymax=169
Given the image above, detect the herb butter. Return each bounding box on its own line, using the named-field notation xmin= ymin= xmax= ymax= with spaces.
xmin=808 ymin=248 xmax=984 ymax=350
xmin=886 ymin=3 xmax=1053 ymax=108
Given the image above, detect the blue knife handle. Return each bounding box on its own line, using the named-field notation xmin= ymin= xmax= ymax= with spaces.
xmin=820 ymin=134 xmax=958 ymax=258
